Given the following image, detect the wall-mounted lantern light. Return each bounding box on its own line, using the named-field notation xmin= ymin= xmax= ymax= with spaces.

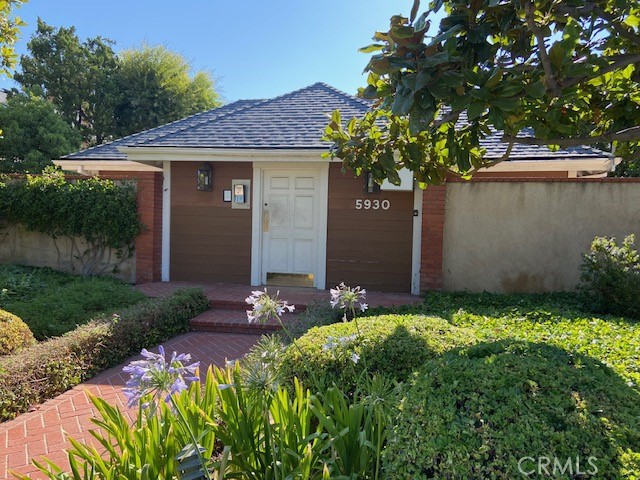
xmin=197 ymin=163 xmax=213 ymax=191
xmin=364 ymin=171 xmax=380 ymax=194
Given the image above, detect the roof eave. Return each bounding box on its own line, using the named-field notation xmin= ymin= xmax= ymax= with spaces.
xmin=54 ymin=159 xmax=162 ymax=173
xmin=119 ymin=146 xmax=333 ymax=162
xmin=480 ymin=157 xmax=617 ymax=173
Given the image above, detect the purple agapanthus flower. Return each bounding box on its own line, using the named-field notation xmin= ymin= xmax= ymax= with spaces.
xmin=122 ymin=345 xmax=200 ymax=409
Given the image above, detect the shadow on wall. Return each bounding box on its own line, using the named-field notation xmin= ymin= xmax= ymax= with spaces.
xmin=0 ymin=225 xmax=134 ymax=283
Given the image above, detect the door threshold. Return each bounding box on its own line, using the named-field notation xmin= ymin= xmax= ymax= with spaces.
xmin=266 ymin=273 xmax=314 ymax=288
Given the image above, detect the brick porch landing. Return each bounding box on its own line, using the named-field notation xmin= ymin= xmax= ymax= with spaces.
xmin=136 ymin=281 xmax=423 ymax=309
xmin=0 ymin=332 xmax=260 ymax=479
xmin=136 ymin=282 xmax=424 ymax=334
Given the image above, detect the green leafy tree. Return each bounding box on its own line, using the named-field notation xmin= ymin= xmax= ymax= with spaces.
xmin=114 ymin=45 xmax=221 ymax=136
xmin=0 ymin=0 xmax=27 ymax=75
xmin=0 ymin=94 xmax=81 ymax=172
xmin=612 ymin=143 xmax=640 ymax=177
xmin=15 ymin=23 xmax=221 ymax=145
xmin=324 ymin=0 xmax=640 ymax=185
xmin=14 ymin=19 xmax=119 ymax=145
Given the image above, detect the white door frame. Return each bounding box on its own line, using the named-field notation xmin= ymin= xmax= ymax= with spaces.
xmin=411 ymin=185 xmax=423 ymax=295
xmin=251 ymin=162 xmax=329 ymax=290
xmin=161 ymin=160 xmax=171 ymax=282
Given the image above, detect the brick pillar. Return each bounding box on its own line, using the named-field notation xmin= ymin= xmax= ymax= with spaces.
xmin=134 ymin=172 xmax=163 ymax=284
xmin=101 ymin=171 xmax=163 ymax=284
xmin=420 ymin=184 xmax=446 ymax=291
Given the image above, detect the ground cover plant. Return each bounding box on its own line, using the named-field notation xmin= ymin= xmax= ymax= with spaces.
xmin=385 ymin=340 xmax=640 ymax=478
xmin=384 ymin=291 xmax=640 ymax=389
xmin=0 ymin=264 xmax=145 ymax=339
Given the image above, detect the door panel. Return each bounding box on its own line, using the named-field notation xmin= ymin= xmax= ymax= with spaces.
xmin=294 ymin=196 xmax=314 ymax=228
xmin=262 ymin=170 xmax=320 ymax=285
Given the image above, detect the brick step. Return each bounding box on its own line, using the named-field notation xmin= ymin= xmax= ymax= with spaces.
xmin=190 ymin=309 xmax=299 ymax=334
xmin=209 ymin=299 xmax=307 ymax=312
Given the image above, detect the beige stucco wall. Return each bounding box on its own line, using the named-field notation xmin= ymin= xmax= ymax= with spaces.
xmin=0 ymin=224 xmax=135 ymax=283
xmin=443 ymin=181 xmax=640 ymax=293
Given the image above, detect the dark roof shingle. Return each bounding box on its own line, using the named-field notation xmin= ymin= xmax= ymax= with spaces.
xmin=65 ymin=82 xmax=610 ymax=161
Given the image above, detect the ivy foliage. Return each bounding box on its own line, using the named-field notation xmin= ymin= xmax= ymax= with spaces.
xmin=324 ymin=0 xmax=640 ymax=185
xmin=0 ymin=168 xmax=142 ymax=254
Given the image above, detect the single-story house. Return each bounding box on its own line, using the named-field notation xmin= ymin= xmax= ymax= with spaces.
xmin=57 ymin=82 xmax=618 ymax=294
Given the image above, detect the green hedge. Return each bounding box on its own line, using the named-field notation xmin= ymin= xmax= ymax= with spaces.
xmin=280 ymin=314 xmax=476 ymax=392
xmin=0 ymin=288 xmax=209 ymax=422
xmin=383 ymin=341 xmax=640 ymax=479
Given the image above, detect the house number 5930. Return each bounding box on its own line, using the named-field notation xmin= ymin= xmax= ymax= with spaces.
xmin=355 ymin=199 xmax=390 ymax=210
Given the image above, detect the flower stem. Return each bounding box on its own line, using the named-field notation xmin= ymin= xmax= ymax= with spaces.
xmin=171 ymin=397 xmax=213 ymax=480
xmin=275 ymin=314 xmax=323 ymax=391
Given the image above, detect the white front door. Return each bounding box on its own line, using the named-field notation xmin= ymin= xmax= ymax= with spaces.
xmin=261 ymin=170 xmax=320 ymax=285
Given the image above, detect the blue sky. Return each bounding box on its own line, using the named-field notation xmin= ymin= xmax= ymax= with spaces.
xmin=3 ymin=0 xmax=428 ymax=102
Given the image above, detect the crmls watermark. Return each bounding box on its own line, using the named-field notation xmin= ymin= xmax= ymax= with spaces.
xmin=518 ymin=456 xmax=598 ymax=477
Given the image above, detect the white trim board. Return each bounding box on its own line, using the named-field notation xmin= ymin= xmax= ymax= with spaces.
xmin=251 ymin=162 xmax=329 ymax=290
xmin=479 ymin=158 xmax=616 ymax=172
xmin=161 ymin=161 xmax=171 ymax=282
xmin=53 ymin=160 xmax=162 ymax=172
xmin=119 ymin=147 xmax=338 ymax=164
xmin=411 ymin=185 xmax=423 ymax=295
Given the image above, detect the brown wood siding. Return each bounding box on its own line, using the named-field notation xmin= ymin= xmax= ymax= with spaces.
xmin=171 ymin=162 xmax=252 ymax=283
xmin=326 ymin=164 xmax=413 ymax=293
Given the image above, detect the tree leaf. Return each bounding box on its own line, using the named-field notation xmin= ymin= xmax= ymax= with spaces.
xmin=410 ymin=0 xmax=421 ymax=22
xmin=409 ymin=106 xmax=435 ymax=134
xmin=427 ymin=78 xmax=450 ymax=99
xmin=467 ymin=101 xmax=486 ymax=120
xmin=391 ymin=86 xmax=414 ymax=115
xmin=525 ymin=82 xmax=546 ymax=99
xmin=359 ymin=44 xmax=385 ymax=54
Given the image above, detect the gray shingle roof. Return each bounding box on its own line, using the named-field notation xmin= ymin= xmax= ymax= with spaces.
xmin=454 ymin=112 xmax=608 ymax=159
xmin=64 ymin=99 xmax=264 ymax=160
xmin=65 ymin=82 xmax=610 ymax=161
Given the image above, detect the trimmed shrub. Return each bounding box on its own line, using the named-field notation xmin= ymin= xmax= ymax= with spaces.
xmin=383 ymin=341 xmax=640 ymax=479
xmin=0 ymin=288 xmax=209 ymax=422
xmin=285 ymin=301 xmax=344 ymax=339
xmin=0 ymin=310 xmax=35 ymax=355
xmin=280 ymin=314 xmax=476 ymax=392
xmin=578 ymin=235 xmax=640 ymax=319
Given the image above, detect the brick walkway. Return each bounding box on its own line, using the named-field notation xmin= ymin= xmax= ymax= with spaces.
xmin=0 ymin=332 xmax=260 ymax=479
xmin=2 ymin=282 xmax=422 ymax=479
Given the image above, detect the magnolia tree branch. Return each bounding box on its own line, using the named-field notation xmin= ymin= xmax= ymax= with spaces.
xmin=524 ymin=1 xmax=562 ymax=98
xmin=594 ymin=7 xmax=640 ymax=47
xmin=502 ymin=126 xmax=640 ymax=147
xmin=562 ymin=53 xmax=640 ymax=90
xmin=555 ymin=2 xmax=640 ymax=47
xmin=433 ymin=110 xmax=461 ymax=128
